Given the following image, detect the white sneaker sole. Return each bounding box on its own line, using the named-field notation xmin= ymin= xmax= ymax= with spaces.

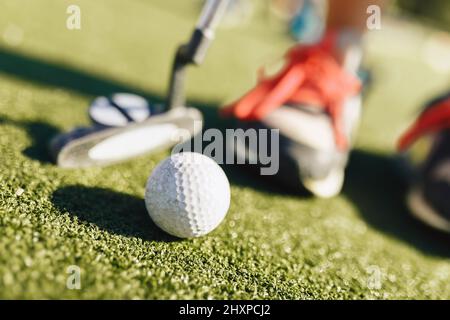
xmin=302 ymin=168 xmax=345 ymax=198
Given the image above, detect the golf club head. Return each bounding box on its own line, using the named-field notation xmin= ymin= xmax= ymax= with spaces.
xmin=50 ymin=107 xmax=203 ymax=168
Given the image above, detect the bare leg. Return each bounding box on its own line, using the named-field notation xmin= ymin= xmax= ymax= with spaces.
xmin=325 ymin=0 xmax=387 ymax=68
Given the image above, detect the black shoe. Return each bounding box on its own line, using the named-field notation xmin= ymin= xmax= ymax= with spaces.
xmin=398 ymin=91 xmax=450 ymax=233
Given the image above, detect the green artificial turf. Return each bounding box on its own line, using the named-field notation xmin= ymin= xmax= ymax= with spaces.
xmin=0 ymin=0 xmax=450 ymax=299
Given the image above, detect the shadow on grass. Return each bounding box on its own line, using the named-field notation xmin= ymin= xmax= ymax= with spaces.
xmin=52 ymin=185 xmax=179 ymax=242
xmin=223 ymin=163 xmax=311 ymax=197
xmin=0 ymin=47 xmax=158 ymax=100
xmin=0 ymin=117 xmax=61 ymax=163
xmin=344 ymin=149 xmax=450 ymax=258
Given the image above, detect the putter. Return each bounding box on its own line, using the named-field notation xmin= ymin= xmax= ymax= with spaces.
xmin=50 ymin=0 xmax=230 ymax=168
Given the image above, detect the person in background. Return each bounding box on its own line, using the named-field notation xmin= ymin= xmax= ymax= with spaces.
xmin=222 ymin=0 xmax=450 ymax=233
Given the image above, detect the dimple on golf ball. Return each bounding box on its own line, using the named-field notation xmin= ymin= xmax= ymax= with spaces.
xmin=145 ymin=152 xmax=230 ymax=238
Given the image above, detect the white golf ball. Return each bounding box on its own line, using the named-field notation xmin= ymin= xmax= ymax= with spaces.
xmin=145 ymin=152 xmax=230 ymax=238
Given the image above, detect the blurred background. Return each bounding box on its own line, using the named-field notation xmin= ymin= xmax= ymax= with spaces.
xmin=244 ymin=0 xmax=450 ymax=40
xmin=397 ymin=0 xmax=450 ymax=31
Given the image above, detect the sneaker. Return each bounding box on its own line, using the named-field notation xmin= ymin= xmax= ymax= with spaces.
xmin=397 ymin=91 xmax=450 ymax=233
xmin=222 ymin=30 xmax=364 ymax=197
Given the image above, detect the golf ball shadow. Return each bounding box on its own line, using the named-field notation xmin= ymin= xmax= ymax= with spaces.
xmin=51 ymin=185 xmax=180 ymax=242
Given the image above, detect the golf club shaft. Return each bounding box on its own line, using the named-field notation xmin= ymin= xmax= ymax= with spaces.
xmin=196 ymin=0 xmax=230 ymax=36
xmin=167 ymin=0 xmax=230 ymax=109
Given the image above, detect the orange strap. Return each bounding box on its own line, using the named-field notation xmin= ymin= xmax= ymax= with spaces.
xmin=221 ymin=32 xmax=361 ymax=150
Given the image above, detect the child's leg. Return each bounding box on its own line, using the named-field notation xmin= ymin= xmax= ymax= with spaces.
xmin=326 ymin=0 xmax=387 ymax=67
